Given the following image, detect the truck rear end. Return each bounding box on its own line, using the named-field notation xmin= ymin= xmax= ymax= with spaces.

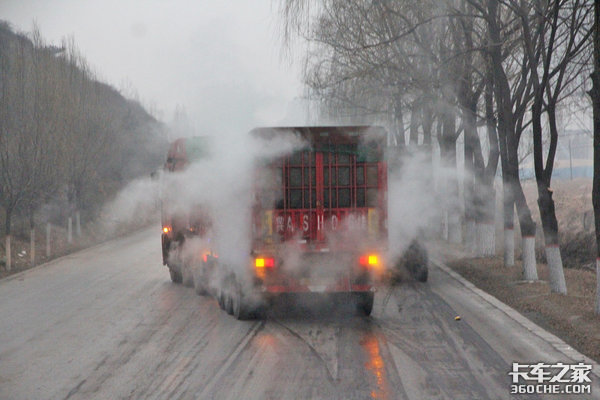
xmin=247 ymin=126 xmax=388 ymax=316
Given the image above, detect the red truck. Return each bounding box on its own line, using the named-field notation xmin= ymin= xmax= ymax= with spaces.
xmin=228 ymin=126 xmax=388 ymax=318
xmin=161 ymin=126 xmax=389 ymax=319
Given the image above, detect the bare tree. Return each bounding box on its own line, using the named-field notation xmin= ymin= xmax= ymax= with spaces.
xmin=0 ymin=29 xmax=35 ymax=270
xmin=520 ymin=0 xmax=592 ymax=293
xmin=281 ymin=0 xmax=467 ymax=244
xmin=0 ymin=23 xmax=165 ymax=270
xmin=18 ymin=27 xmax=66 ymax=266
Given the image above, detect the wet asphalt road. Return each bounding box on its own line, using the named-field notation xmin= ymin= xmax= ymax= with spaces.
xmin=0 ymin=228 xmax=598 ymax=400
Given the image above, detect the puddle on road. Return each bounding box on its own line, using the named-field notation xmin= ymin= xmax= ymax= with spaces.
xmin=360 ymin=333 xmax=391 ymax=400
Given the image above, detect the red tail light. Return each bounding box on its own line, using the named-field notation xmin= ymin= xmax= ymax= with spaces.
xmin=255 ymin=257 xmax=275 ymax=268
xmin=359 ymin=254 xmax=379 ymax=267
xmin=202 ymin=253 xmax=218 ymax=262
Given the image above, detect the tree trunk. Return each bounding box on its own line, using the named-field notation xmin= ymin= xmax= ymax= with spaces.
xmin=532 ymin=78 xmax=566 ymax=291
xmin=513 ymin=176 xmax=538 ymax=280
xmin=502 ymin=184 xmax=515 ymax=266
xmin=393 ymin=92 xmax=405 ymax=146
xmin=422 ymin=102 xmax=433 ymax=148
xmin=440 ymin=111 xmax=461 ymax=244
xmin=5 ymin=235 xmax=10 ymax=272
xmin=76 ymin=210 xmax=81 ymax=237
xmin=4 ymin=207 xmax=12 ymax=271
xmin=30 ymin=213 xmax=35 ymax=267
xmin=46 ymin=223 xmax=51 ymax=258
xmin=409 ymin=101 xmax=420 ymax=146
xmin=477 ymin=69 xmax=499 ymax=257
xmin=463 ymin=110 xmax=477 ymax=254
xmin=522 ymin=235 xmax=537 ymax=280
xmin=477 ymin=219 xmax=495 ymax=257
xmin=537 ymin=181 xmax=567 ymax=293
xmin=68 ymin=217 xmax=73 ymax=244
xmin=476 ymin=185 xmax=496 ymax=256
xmin=504 ymin=226 xmax=515 ymax=266
xmin=30 ymin=228 xmax=35 ymax=267
xmin=465 ymin=219 xmax=476 ymax=254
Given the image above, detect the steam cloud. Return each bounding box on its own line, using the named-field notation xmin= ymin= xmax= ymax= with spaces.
xmin=102 ymin=128 xmax=450 ymax=292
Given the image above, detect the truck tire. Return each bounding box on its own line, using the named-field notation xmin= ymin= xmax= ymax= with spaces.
xmin=406 ymin=240 xmax=429 ymax=283
xmin=355 ymin=292 xmax=374 ymax=316
xmin=413 ymin=264 xmax=428 ymax=282
xmin=217 ymin=285 xmax=234 ymax=314
xmin=162 ymin=235 xmax=171 ymax=266
xmin=169 ymin=266 xmax=182 ymax=284
xmin=217 ymin=290 xmax=224 ymax=310
xmin=225 ymin=292 xmax=234 ymax=315
xmin=232 ymin=282 xmax=253 ymax=320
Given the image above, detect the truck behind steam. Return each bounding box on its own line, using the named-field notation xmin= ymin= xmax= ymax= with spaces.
xmin=161 ymin=126 xmax=425 ymax=319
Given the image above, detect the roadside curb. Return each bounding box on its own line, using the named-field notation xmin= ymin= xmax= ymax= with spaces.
xmin=432 ymin=257 xmax=600 ymax=380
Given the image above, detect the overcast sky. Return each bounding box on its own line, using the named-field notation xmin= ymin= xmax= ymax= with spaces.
xmin=1 ymin=0 xmax=306 ymax=136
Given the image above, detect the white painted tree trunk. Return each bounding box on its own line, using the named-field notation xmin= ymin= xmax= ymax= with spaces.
xmin=596 ymin=259 xmax=600 ymax=315
xmin=476 ymin=223 xmax=495 ymax=257
xmin=545 ymin=246 xmax=567 ymax=294
xmin=448 ymin=214 xmax=462 ymax=244
xmin=504 ymin=229 xmax=515 ymax=266
xmin=442 ymin=210 xmax=449 ymax=241
xmin=46 ymin=223 xmax=51 ymax=258
xmin=76 ymin=211 xmax=81 ymax=237
xmin=522 ymin=236 xmax=538 ymax=280
xmin=5 ymin=235 xmax=11 ymax=271
xmin=465 ymin=220 xmax=477 ymax=254
xmin=67 ymin=217 xmax=73 ymax=244
xmin=30 ymin=228 xmax=35 ymax=267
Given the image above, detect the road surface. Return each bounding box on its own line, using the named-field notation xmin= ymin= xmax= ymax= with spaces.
xmin=0 ymin=228 xmax=598 ymax=399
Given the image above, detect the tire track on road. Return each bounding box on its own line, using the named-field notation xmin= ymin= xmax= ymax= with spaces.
xmin=192 ymin=320 xmax=265 ymax=399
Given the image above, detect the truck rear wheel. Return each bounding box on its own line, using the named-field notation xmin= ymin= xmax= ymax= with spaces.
xmin=406 ymin=240 xmax=429 ymax=282
xmin=225 ymin=292 xmax=234 ymax=315
xmin=355 ymin=292 xmax=374 ymax=316
xmin=217 ymin=288 xmax=227 ymax=310
xmin=232 ymin=282 xmax=254 ymax=320
xmin=413 ymin=264 xmax=428 ymax=282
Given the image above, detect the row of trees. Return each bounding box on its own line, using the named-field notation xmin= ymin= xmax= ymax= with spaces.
xmin=0 ymin=23 xmax=166 ymax=269
xmin=280 ymin=0 xmax=597 ymax=308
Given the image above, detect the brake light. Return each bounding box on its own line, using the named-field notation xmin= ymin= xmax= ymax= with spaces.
xmin=202 ymin=252 xmax=218 ymax=262
xmin=359 ymin=254 xmax=379 ymax=267
xmin=255 ymin=257 xmax=275 ymax=268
